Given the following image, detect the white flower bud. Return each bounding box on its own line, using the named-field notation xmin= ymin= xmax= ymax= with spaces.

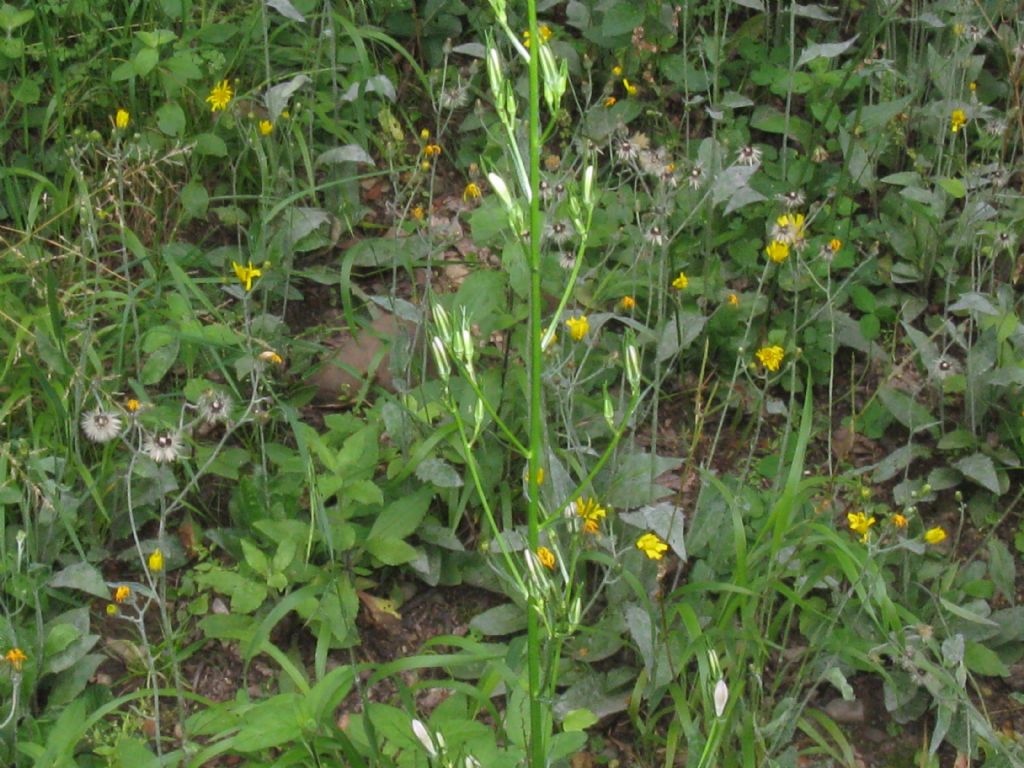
xmin=714 ymin=678 xmax=729 ymax=717
xmin=411 ymin=719 xmax=437 ymax=757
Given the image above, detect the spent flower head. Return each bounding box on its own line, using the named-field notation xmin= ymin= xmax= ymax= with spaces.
xmin=81 ymin=409 xmax=122 ymax=443
xmin=198 ymin=391 xmax=232 ymax=424
xmin=736 ymin=145 xmax=762 ymax=166
xmin=144 ymin=431 xmax=184 ymax=463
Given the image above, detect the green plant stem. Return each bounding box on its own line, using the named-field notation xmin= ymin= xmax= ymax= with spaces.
xmin=525 ymin=1 xmax=547 ymax=764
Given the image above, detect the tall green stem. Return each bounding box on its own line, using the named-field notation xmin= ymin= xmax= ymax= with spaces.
xmin=525 ymin=0 xmax=546 ymax=764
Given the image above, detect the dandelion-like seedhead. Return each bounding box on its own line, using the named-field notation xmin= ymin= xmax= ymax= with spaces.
xmin=144 ymin=431 xmax=184 ymax=464
xmin=198 ymin=391 xmax=232 ymax=425
xmin=736 ymin=145 xmax=762 ymax=166
xmin=81 ymin=409 xmax=122 ymax=443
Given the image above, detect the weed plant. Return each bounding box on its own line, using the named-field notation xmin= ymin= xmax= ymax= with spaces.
xmin=1 ymin=0 xmax=1024 ymax=767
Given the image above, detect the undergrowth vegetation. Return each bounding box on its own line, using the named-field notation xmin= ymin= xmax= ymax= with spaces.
xmin=1 ymin=0 xmax=1023 ymax=765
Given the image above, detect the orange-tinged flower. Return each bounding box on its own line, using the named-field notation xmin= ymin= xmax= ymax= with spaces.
xmin=423 ymin=143 xmax=442 ymax=158
xmin=536 ymin=546 xmax=556 ymax=570
xmin=727 ymin=293 xmax=740 ymax=307
xmin=576 ymin=496 xmax=607 ymax=533
xmin=619 ymin=296 xmax=636 ymax=311
xmin=604 ymin=96 xmax=617 ymax=107
xmin=126 ymin=398 xmax=142 ymax=413
xmin=259 ymin=350 xmax=284 ymax=366
xmin=892 ymin=513 xmax=908 ymax=529
xmin=463 ymin=182 xmax=482 ymax=202
xmin=114 ymin=585 xmax=131 ymax=603
xmin=4 ymin=648 xmax=28 ymax=671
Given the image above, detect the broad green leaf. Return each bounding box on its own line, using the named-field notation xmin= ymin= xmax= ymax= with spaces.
xmin=937 ymin=177 xmax=965 ymax=198
xmin=156 ymin=102 xmax=186 ymax=136
xmin=562 ymin=708 xmax=599 ymax=731
xmin=132 ymin=46 xmax=159 ymax=76
xmin=365 ymin=537 xmax=418 ymax=565
xmin=141 ymin=339 xmax=180 ymax=384
xmin=194 ymin=132 xmax=227 ymax=157
xmin=49 ymin=561 xmax=109 ymax=599
xmin=953 ymin=453 xmax=1001 ymax=495
xmin=601 ymin=4 xmax=643 ymax=37
xmin=469 ymin=603 xmax=527 ymax=635
xmin=796 ymin=35 xmax=858 ymax=68
xmin=963 ymin=641 xmax=1009 ymax=677
xmin=876 ymin=385 xmax=937 ymax=434
xmin=657 ymin=311 xmax=706 ymax=361
xmin=987 ymin=539 xmax=1015 ymax=601
xmin=415 ymin=457 xmax=464 ymax=488
xmin=368 ymin=486 xmax=432 ymax=540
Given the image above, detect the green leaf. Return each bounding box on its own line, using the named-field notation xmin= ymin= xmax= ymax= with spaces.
xmin=12 ymin=76 xmax=39 ymax=104
xmin=750 ymin=105 xmax=813 ymax=147
xmin=987 ymin=539 xmax=1015 ymax=601
xmin=414 ymin=457 xmax=463 ymax=488
xmin=876 ymin=385 xmax=937 ymax=434
xmin=601 ymin=4 xmax=643 ymax=37
xmin=132 ymin=46 xmax=159 ymax=77
xmin=562 ymin=708 xmax=598 ymax=732
xmin=49 ymin=561 xmax=110 ymax=599
xmin=368 ymin=486 xmax=431 ymax=540
xmin=194 ymin=132 xmax=227 ymax=157
xmin=234 ymin=694 xmax=305 ymax=750
xmin=180 ymin=181 xmax=209 ymax=218
xmin=657 ymin=311 xmax=706 ymax=361
xmin=796 ymin=36 xmax=858 ymax=68
xmin=937 ymin=177 xmax=965 ymax=198
xmin=963 ymin=641 xmax=1009 ymax=677
xmin=141 ymin=338 xmax=180 ymax=385
xmin=469 ymin=603 xmax=527 ymax=635
xmin=953 ymin=453 xmax=1001 ymax=495
xmin=364 ymin=537 xmax=418 ymax=565
xmin=156 ymin=102 xmax=186 ymax=136
xmin=241 ymin=538 xmax=269 ymax=574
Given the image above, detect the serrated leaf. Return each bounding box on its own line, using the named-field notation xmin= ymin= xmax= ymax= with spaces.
xmin=796 ymin=35 xmax=858 ymax=68
xmin=264 ymin=74 xmax=310 ymax=121
xmin=316 ymin=144 xmax=374 ymax=166
xmin=49 ymin=562 xmax=110 ymax=599
xmin=953 ymin=453 xmax=1001 ymax=495
xmin=415 ymin=457 xmax=463 ymax=488
xmin=266 ymin=0 xmax=306 ymax=22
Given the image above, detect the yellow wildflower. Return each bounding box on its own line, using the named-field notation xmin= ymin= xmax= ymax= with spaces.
xmin=672 ymin=271 xmax=689 ymax=290
xmin=968 ymin=81 xmax=976 ymax=92
xmin=623 ymin=78 xmax=638 ymax=96
xmin=612 ymin=65 xmax=623 ymax=77
xmin=619 ymin=296 xmax=636 ymax=311
xmin=115 ymin=109 xmax=130 ymax=129
xmin=4 ymin=648 xmax=28 ymax=671
xmin=576 ymin=496 xmax=607 ymax=533
xmin=950 ymin=109 xmax=968 ymax=133
xmin=106 ymin=604 xmax=119 ymax=616
xmin=206 ymin=79 xmax=234 ymax=112
xmin=411 ymin=206 xmax=425 ymax=221
xmin=125 ymin=398 xmax=142 ymax=413
xmin=424 ymin=144 xmax=442 ymax=158
xmin=636 ymin=533 xmax=669 ymax=560
xmin=755 ymin=345 xmax=785 ymax=372
xmin=727 ymin=293 xmax=740 ymax=307
xmin=828 ymin=238 xmax=842 ymax=254
xmin=924 ymin=526 xmax=947 ymax=544
xmin=765 ymin=240 xmax=790 ymax=263
xmin=847 ymin=511 xmax=877 ymax=543
xmin=258 ymin=120 xmax=273 ymax=136
xmin=773 ymin=213 xmax=806 ymax=245
xmin=891 ymin=513 xmax=908 ymax=528
xmin=604 ymin=96 xmax=617 ymax=108
xmin=232 ymin=260 xmax=262 ymax=292
xmin=148 ymin=549 xmax=164 ymax=573
xmin=565 ymin=315 xmax=589 ymax=341
xmin=463 ymin=182 xmax=482 ymax=202
xmin=114 ymin=586 xmax=131 ymax=603
xmin=419 ymin=128 xmax=430 ymax=140
xmin=536 ymin=546 xmax=556 ymax=570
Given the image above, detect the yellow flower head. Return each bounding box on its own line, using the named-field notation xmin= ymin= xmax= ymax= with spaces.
xmin=623 ymin=78 xmax=638 ymax=96
xmin=259 ymin=349 xmax=284 ymax=366
xmin=423 ymin=143 xmax=442 ymax=158
xmin=612 ymin=65 xmax=624 ymax=77
xmin=892 ymin=513 xmax=908 ymax=529
xmin=950 ymin=109 xmax=968 ymax=133
xmin=148 ymin=548 xmax=164 ymax=573
xmin=258 ymin=119 xmax=273 ymax=136
xmin=114 ymin=585 xmax=131 ymax=603
xmin=672 ymin=271 xmax=689 ymax=290
xmin=106 ymin=603 xmax=119 ymax=616
xmin=619 ymin=296 xmax=636 ymax=311
xmin=565 ymin=315 xmax=590 ymax=341
xmin=4 ymin=648 xmax=28 ymax=671
xmin=576 ymin=497 xmax=607 ymax=533
xmin=755 ymin=345 xmax=785 ymax=372
xmin=847 ymin=511 xmax=877 ymax=543
xmin=727 ymin=292 xmax=740 ymax=307
xmin=924 ymin=526 xmax=947 ymax=544
xmin=463 ymin=182 xmax=482 ymax=202
xmin=636 ymin=532 xmax=669 ymax=560
xmin=773 ymin=213 xmax=806 ymax=244
xmin=765 ymin=240 xmax=790 ymax=263
xmin=411 ymin=205 xmax=425 ymax=221
xmin=115 ymin=109 xmax=130 ymax=129
xmin=522 ymin=25 xmax=553 ymax=47
xmin=968 ymin=81 xmax=977 ymax=92
xmin=125 ymin=398 xmax=142 ymax=413
xmin=604 ymin=96 xmax=617 ymax=108
xmin=536 ymin=546 xmax=556 ymax=570
xmin=828 ymin=238 xmax=842 ymax=254
xmin=206 ymin=79 xmax=234 ymax=112
xmin=232 ymin=260 xmax=262 ymax=292
xmin=419 ymin=128 xmax=431 ymax=140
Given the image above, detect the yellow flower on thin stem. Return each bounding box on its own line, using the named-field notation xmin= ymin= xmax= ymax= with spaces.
xmin=232 ymin=260 xmax=262 ymax=292
xmin=115 ymin=109 xmax=130 ymax=129
xmin=727 ymin=293 xmax=740 ymax=307
xmin=423 ymin=143 xmax=442 ymax=158
xmin=755 ymin=345 xmax=785 ymax=372
xmin=536 ymin=546 xmax=556 ymax=570
xmin=622 ymin=78 xmax=638 ymax=96
xmin=463 ymin=182 xmax=482 ymax=202
xmin=619 ymin=296 xmax=636 ymax=311
xmin=924 ymin=526 xmax=947 ymax=544
xmin=148 ymin=548 xmax=164 ymax=573
xmin=125 ymin=398 xmax=142 ymax=413
xmin=206 ymin=79 xmax=234 ymax=112
xmin=604 ymin=96 xmax=617 ymax=107
xmin=672 ymin=271 xmax=689 ymax=290
xmin=576 ymin=496 xmax=607 ymax=534
xmin=4 ymin=648 xmax=28 ymax=671
xmin=259 ymin=349 xmax=284 ymax=366
xmin=611 ymin=65 xmax=623 ymax=77
xmin=950 ymin=109 xmax=968 ymax=133
xmin=847 ymin=511 xmax=877 ymax=543
xmin=765 ymin=240 xmax=790 ymax=263
xmin=411 ymin=206 xmax=425 ymax=221
xmin=636 ymin=532 xmax=669 ymax=560
xmin=114 ymin=585 xmax=131 ymax=603
xmin=891 ymin=513 xmax=908 ymax=529
xmin=565 ymin=315 xmax=589 ymax=341
xmin=258 ymin=119 xmax=273 ymax=136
